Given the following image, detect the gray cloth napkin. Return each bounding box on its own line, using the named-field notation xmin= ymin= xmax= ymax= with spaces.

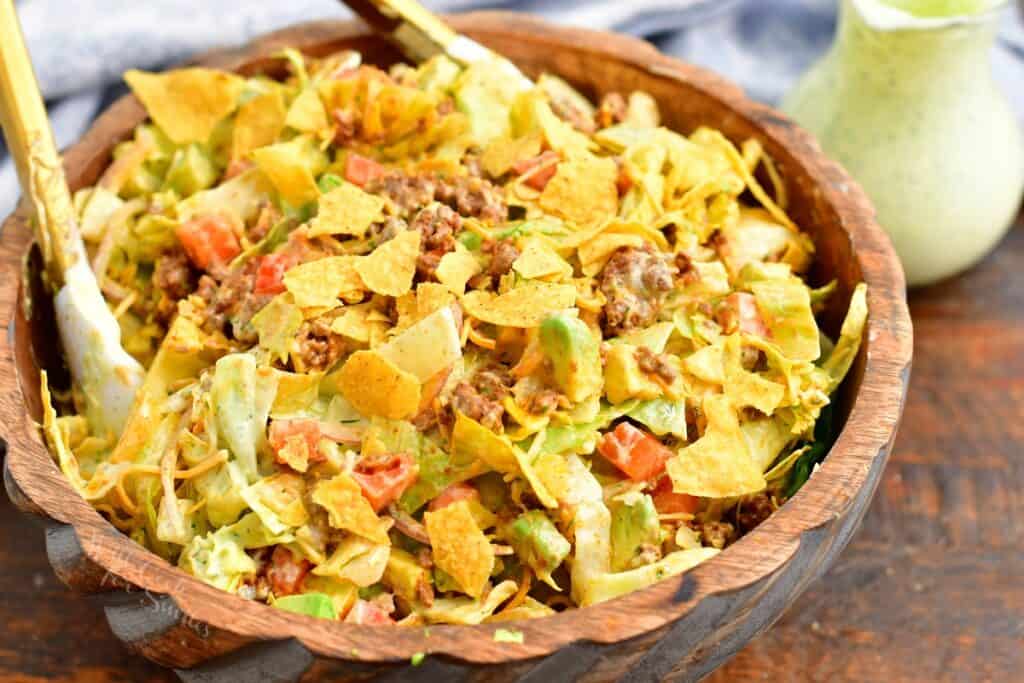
xmin=2 ymin=0 xmax=1022 ymax=220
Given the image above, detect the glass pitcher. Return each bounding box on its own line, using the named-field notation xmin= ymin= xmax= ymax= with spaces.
xmin=783 ymin=0 xmax=1024 ymax=286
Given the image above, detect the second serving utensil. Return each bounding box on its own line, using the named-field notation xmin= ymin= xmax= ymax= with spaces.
xmin=341 ymin=0 xmax=532 ymax=88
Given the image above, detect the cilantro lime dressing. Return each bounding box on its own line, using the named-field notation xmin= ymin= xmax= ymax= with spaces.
xmin=783 ymin=0 xmax=1024 ymax=285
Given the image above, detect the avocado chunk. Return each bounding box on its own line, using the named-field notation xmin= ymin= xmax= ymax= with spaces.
xmin=539 ymin=313 xmax=603 ymax=403
xmin=502 ymin=510 xmax=571 ymax=586
xmin=384 ymin=547 xmax=433 ymax=604
xmin=610 ymin=494 xmax=662 ymax=572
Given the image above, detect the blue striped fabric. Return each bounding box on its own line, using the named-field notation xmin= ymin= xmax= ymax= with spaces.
xmin=2 ymin=0 xmax=1022 ymax=219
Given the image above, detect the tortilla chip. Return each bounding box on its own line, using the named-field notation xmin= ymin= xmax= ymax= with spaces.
xmin=581 ymin=234 xmax=649 ymax=277
xmin=539 ymin=153 xmax=618 ymax=226
xmin=285 ymin=87 xmax=329 ymax=135
xmin=307 ymin=182 xmax=384 ymax=238
xmin=576 ymin=222 xmax=668 ymax=276
xmin=723 ymin=335 xmax=785 ymax=416
xmin=666 ymin=394 xmax=766 ymax=498
xmin=250 ymin=293 xmax=302 ymax=363
xmin=336 ymin=350 xmax=421 ymax=419
xmin=271 ymin=370 xmax=322 ymax=417
xmin=461 ymin=281 xmax=576 ymax=328
xmin=425 ymin=500 xmax=494 ymax=598
xmin=231 ymin=89 xmax=287 ymax=161
xmin=124 ymin=68 xmax=244 ymax=144
xmin=330 ymin=303 xmax=374 ymax=344
xmin=251 ymin=139 xmax=320 ymax=207
xmin=512 ymin=238 xmax=573 ymax=281
xmin=452 ymin=411 xmax=519 ymax=473
xmin=355 ymin=229 xmax=420 ymax=297
xmin=312 ymin=473 xmax=392 ymax=544
xmin=417 ymin=282 xmax=456 ymax=318
xmin=283 ymin=256 xmax=363 ymax=309
xmin=481 ymin=134 xmax=542 ymax=178
xmin=436 ymin=243 xmax=481 ymax=294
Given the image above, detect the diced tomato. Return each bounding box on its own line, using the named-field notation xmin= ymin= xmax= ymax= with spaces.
xmin=512 ymin=151 xmax=560 ymax=191
xmin=344 ymin=153 xmax=385 ymax=187
xmin=176 ymin=214 xmax=240 ymax=272
xmin=351 ymin=452 xmax=418 ymax=512
xmin=268 ymin=419 xmax=325 ymax=465
xmin=254 ymin=252 xmax=295 ymax=295
xmin=650 ymin=475 xmax=701 ymax=515
xmin=719 ymin=292 xmax=769 ymax=338
xmin=428 ymin=482 xmax=479 ymax=512
xmin=597 ymin=422 xmax=673 ymax=482
xmin=344 ymin=599 xmax=395 ymax=625
xmin=266 ymin=546 xmax=312 ymax=597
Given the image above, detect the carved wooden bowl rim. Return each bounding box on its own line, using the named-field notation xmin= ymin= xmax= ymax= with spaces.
xmin=0 ymin=12 xmax=913 ymax=667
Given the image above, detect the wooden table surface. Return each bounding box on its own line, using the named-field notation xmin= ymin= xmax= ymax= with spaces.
xmin=1 ymin=216 xmax=1021 ymax=683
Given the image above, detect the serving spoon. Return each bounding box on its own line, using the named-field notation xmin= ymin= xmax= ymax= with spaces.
xmin=0 ymin=0 xmax=145 ymax=436
xmin=340 ymin=0 xmax=532 ymax=88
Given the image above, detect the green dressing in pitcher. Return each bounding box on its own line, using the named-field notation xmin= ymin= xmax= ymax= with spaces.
xmin=784 ymin=0 xmax=1024 ymax=286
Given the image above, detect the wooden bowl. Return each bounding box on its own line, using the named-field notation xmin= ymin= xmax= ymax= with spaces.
xmin=0 ymin=13 xmax=913 ymax=682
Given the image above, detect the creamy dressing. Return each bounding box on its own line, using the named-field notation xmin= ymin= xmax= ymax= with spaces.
xmin=783 ymin=0 xmax=1024 ymax=285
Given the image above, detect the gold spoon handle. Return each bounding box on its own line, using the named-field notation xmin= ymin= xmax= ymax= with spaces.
xmin=0 ymin=0 xmax=75 ymax=286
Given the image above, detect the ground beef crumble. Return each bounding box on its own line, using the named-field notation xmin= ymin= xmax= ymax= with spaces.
xmin=410 ymin=204 xmax=460 ymax=280
xmin=635 ymin=346 xmax=680 ymax=383
xmin=294 ymin=318 xmax=347 ymax=372
xmin=599 ymin=246 xmax=676 ymax=335
xmin=450 ymin=366 xmax=513 ymax=432
xmin=485 ymin=238 xmax=520 ymax=284
xmin=735 ymin=493 xmax=775 ymax=534
xmin=367 ymin=171 xmax=507 ymax=224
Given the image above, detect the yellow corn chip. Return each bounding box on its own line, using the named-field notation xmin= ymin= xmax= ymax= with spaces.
xmin=481 ymin=134 xmax=542 ymax=178
xmin=417 ymin=282 xmax=455 ymax=318
xmin=330 ymin=303 xmax=374 ymax=344
xmin=539 ymin=153 xmax=618 ymax=226
xmin=285 ymin=87 xmax=329 ymax=135
xmin=337 ymin=350 xmax=421 ymax=419
xmin=355 ymin=229 xmax=420 ymax=297
xmin=312 ymin=473 xmax=392 ymax=544
xmin=723 ymin=335 xmax=785 ymax=416
xmin=452 ymin=411 xmax=520 ymax=473
xmin=251 ymin=138 xmax=320 ymax=206
xmin=513 ymin=238 xmax=573 ymax=281
xmin=307 ymin=182 xmax=384 ymax=238
xmin=425 ymin=500 xmax=494 ymax=598
xmin=578 ymin=233 xmax=646 ymax=276
xmin=250 ymin=293 xmax=302 ymax=363
xmin=271 ymin=370 xmax=321 ymax=417
xmin=461 ymin=281 xmax=576 ymax=328
xmin=435 ymin=243 xmax=481 ymax=294
xmin=283 ymin=256 xmax=363 ymax=309
xmin=278 ymin=435 xmax=312 ymax=473
xmin=124 ymin=68 xmax=244 ymax=145
xmin=231 ymin=89 xmax=287 ymax=161
xmin=667 ymin=394 xmax=766 ymax=498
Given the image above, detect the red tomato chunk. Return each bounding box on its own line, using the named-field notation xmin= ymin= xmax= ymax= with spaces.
xmin=597 ymin=422 xmax=673 ymax=482
xmin=175 ymin=214 xmax=240 ymax=272
xmin=351 ymin=452 xmax=418 ymax=512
